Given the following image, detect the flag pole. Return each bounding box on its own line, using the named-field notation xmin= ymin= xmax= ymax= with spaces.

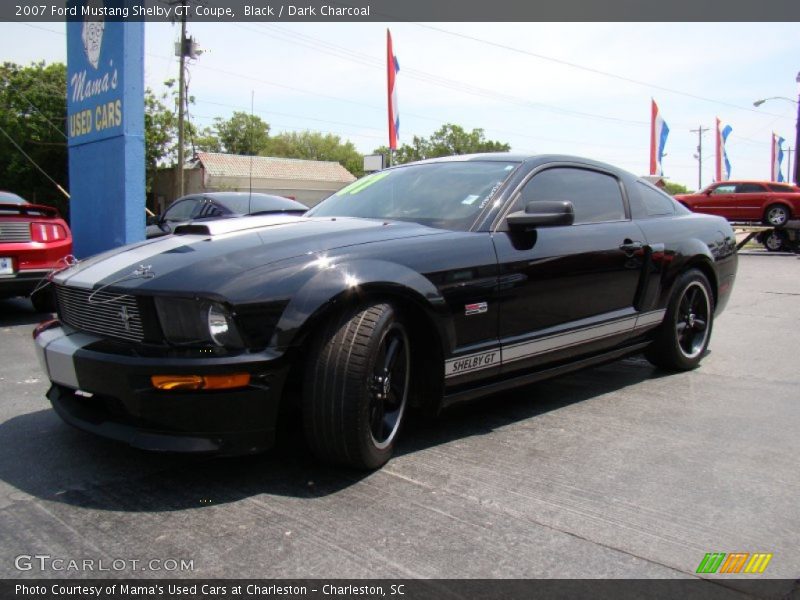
xmin=386 ymin=28 xmax=399 ymax=168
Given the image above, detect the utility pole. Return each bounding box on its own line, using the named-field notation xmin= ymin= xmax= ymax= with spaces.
xmin=691 ymin=125 xmax=710 ymax=190
xmin=794 ymin=71 xmax=800 ymax=185
xmin=176 ymin=13 xmax=187 ymax=201
xmin=170 ymin=3 xmax=203 ymax=200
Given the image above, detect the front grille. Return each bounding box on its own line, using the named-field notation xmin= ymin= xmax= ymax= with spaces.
xmin=0 ymin=222 xmax=31 ymax=242
xmin=56 ymin=285 xmax=145 ymax=343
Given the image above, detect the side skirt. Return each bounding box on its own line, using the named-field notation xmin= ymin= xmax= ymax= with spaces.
xmin=441 ymin=341 xmax=651 ymax=408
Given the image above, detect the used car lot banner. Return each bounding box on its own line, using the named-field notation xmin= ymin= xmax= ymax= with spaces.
xmin=65 ymin=0 xmax=145 ymax=257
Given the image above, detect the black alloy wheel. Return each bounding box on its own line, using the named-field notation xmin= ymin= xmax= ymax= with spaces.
xmin=368 ymin=323 xmax=410 ymax=450
xmin=645 ymin=269 xmax=714 ymax=371
xmin=303 ymin=302 xmax=411 ymax=469
xmin=675 ymin=281 xmax=711 ymax=360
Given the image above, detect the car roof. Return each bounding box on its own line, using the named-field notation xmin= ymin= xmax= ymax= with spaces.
xmin=172 ymin=192 xmax=308 ymax=214
xmin=397 ymin=152 xmax=633 ymax=178
xmin=711 ymin=180 xmax=797 ymax=187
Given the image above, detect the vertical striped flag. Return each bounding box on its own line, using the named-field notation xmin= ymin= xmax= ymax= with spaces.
xmin=771 ymin=133 xmax=785 ymax=182
xmin=387 ymin=29 xmax=400 ymax=151
xmin=715 ymin=118 xmax=733 ymax=181
xmin=650 ymin=99 xmax=669 ymax=176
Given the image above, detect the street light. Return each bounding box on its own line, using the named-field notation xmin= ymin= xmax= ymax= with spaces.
xmin=753 ymin=75 xmax=800 ymax=185
xmin=752 ymin=96 xmax=797 ymax=107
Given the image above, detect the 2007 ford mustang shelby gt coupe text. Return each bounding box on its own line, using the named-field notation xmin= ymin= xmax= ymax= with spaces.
xmin=34 ymin=154 xmax=737 ymax=469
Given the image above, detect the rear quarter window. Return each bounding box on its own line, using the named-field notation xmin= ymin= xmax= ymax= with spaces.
xmin=635 ymin=181 xmax=676 ymax=217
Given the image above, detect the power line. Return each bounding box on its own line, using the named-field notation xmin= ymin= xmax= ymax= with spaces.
xmin=239 ymin=23 xmax=647 ymax=127
xmin=15 ymin=90 xmax=68 ymax=140
xmin=411 ymin=23 xmax=789 ymax=120
xmin=0 ymin=123 xmax=70 ymax=199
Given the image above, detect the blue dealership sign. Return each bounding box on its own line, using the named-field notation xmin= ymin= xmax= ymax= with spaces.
xmin=66 ymin=0 xmax=145 ymax=257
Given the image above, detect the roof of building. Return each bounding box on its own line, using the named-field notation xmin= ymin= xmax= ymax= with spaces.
xmin=193 ymin=152 xmax=356 ymax=183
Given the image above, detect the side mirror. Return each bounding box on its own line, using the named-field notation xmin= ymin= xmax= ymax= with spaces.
xmin=704 ymin=189 xmax=713 ymax=196
xmin=146 ymin=214 xmax=158 ymax=226
xmin=506 ymin=200 xmax=575 ymax=230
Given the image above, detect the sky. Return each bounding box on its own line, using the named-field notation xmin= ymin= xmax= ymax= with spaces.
xmin=3 ymin=21 xmax=799 ymax=190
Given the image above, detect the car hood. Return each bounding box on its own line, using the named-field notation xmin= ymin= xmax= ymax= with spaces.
xmin=53 ymin=215 xmax=445 ymax=294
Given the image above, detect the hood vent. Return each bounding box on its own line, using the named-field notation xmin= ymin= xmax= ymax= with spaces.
xmin=173 ymin=214 xmax=305 ymax=237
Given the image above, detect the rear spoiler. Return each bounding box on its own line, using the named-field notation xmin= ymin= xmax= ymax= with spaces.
xmin=0 ymin=203 xmax=60 ymax=218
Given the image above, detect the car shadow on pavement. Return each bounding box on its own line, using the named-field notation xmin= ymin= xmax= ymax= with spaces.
xmin=0 ymin=297 xmax=53 ymax=327
xmin=0 ymin=357 xmax=667 ymax=513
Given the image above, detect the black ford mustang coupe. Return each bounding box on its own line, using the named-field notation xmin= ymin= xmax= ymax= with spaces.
xmin=34 ymin=154 xmax=738 ymax=469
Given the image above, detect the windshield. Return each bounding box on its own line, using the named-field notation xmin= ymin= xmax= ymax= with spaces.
xmin=309 ymin=160 xmax=519 ymax=231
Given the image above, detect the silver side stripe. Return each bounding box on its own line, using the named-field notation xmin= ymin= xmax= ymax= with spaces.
xmin=635 ymin=310 xmax=667 ymax=328
xmin=445 ymin=310 xmax=666 ymax=379
xmin=57 ymin=236 xmax=191 ymax=289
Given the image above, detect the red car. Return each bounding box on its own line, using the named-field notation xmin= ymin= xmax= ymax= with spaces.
xmin=674 ymin=181 xmax=800 ymax=226
xmin=0 ymin=191 xmax=73 ymax=311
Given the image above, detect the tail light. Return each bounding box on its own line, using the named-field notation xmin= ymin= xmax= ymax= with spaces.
xmin=30 ymin=222 xmax=68 ymax=243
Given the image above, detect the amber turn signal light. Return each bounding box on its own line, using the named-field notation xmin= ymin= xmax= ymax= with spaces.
xmin=151 ymin=373 xmax=251 ymax=391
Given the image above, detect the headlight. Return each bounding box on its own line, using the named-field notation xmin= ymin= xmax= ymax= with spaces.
xmin=207 ymin=303 xmax=244 ymax=347
xmin=154 ymin=297 xmax=244 ymax=348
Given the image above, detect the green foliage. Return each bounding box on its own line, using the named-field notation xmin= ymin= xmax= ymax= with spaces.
xmin=663 ymin=181 xmax=690 ymax=196
xmin=0 ymin=62 xmax=68 ymax=213
xmin=204 ymin=111 xmax=271 ymax=155
xmin=374 ymin=123 xmax=510 ymax=165
xmin=265 ymin=131 xmax=362 ymax=176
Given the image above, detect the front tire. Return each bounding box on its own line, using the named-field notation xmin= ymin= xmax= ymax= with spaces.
xmin=764 ymin=204 xmax=790 ymax=227
xmin=30 ymin=287 xmax=56 ymax=313
xmin=303 ymin=303 xmax=410 ymax=469
xmin=645 ymin=270 xmax=714 ymax=371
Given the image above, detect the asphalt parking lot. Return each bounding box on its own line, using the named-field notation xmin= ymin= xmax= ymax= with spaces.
xmin=0 ymin=252 xmax=798 ymax=584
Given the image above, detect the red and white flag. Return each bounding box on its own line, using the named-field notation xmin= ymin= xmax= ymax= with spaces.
xmin=387 ymin=29 xmax=400 ymax=150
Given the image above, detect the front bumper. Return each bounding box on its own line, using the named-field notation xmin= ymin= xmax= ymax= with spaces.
xmin=35 ymin=324 xmax=289 ymax=455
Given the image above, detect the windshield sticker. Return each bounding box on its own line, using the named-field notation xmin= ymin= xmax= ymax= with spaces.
xmin=461 ymin=194 xmax=480 ymax=205
xmin=479 ymin=181 xmax=503 ymax=209
xmin=504 ymin=165 xmax=515 ymax=171
xmin=336 ymin=171 xmax=392 ymax=196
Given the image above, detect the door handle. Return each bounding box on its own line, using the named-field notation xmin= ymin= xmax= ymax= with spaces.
xmin=620 ymin=240 xmax=644 ymax=253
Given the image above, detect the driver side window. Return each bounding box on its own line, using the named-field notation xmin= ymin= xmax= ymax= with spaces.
xmin=519 ymin=167 xmax=626 ymax=224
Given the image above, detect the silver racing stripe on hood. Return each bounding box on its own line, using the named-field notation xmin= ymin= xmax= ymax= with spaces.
xmin=55 ymin=235 xmax=195 ymax=289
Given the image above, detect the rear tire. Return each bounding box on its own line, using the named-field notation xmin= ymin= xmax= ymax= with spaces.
xmin=303 ymin=303 xmax=410 ymax=469
xmin=764 ymin=204 xmax=790 ymax=227
xmin=645 ymin=269 xmax=714 ymax=371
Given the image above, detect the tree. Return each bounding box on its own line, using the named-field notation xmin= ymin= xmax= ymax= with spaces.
xmin=207 ymin=112 xmax=270 ymax=155
xmin=265 ymin=131 xmax=362 ymax=176
xmin=374 ymin=123 xmax=510 ymax=165
xmin=144 ymin=85 xmax=176 ymax=195
xmin=428 ymin=124 xmax=510 ymax=156
xmin=663 ymin=181 xmax=690 ymax=196
xmin=0 ymin=62 xmax=68 ymax=213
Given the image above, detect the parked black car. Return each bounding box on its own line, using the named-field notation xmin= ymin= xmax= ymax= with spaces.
xmin=146 ymin=192 xmax=307 ymax=238
xmin=35 ymin=154 xmax=737 ymax=469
